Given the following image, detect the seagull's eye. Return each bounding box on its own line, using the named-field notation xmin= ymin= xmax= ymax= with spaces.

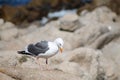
xmin=59 ymin=44 xmax=61 ymax=46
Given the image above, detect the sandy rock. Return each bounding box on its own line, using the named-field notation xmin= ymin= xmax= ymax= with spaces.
xmin=0 ymin=72 xmax=15 ymax=80
xmin=57 ymin=61 xmax=91 ymax=80
xmin=102 ymin=38 xmax=120 ymax=79
xmin=0 ymin=6 xmax=120 ymax=80
xmin=93 ymin=0 xmax=110 ymax=6
xmin=50 ymin=47 xmax=118 ymax=80
xmin=0 ymin=22 xmax=15 ymax=30
xmin=1 ymin=21 xmax=81 ymax=51
xmin=0 ymin=67 xmax=82 ymax=80
xmin=79 ymin=6 xmax=117 ymax=26
xmin=0 ymin=27 xmax=18 ymax=41
xmin=0 ymin=18 xmax=4 ymax=26
xmin=0 ymin=51 xmax=82 ymax=80
xmin=104 ymin=22 xmax=120 ymax=32
xmin=58 ymin=61 xmax=82 ymax=75
xmin=65 ymin=48 xmax=100 ymax=80
xmin=80 ymin=9 xmax=89 ymax=16
xmin=75 ymin=23 xmax=110 ymax=47
xmin=116 ymin=16 xmax=120 ymax=22
xmin=76 ymin=6 xmax=119 ymax=48
xmin=20 ymin=25 xmax=81 ymax=51
xmin=98 ymin=51 xmax=119 ymax=80
xmin=59 ymin=13 xmax=81 ymax=31
xmin=0 ymin=21 xmax=16 ymax=41
xmin=18 ymin=24 xmax=38 ymax=36
xmin=93 ymin=6 xmax=117 ymax=23
xmin=102 ymin=39 xmax=120 ymax=66
xmin=0 ymin=50 xmax=44 ymax=69
xmin=0 ymin=48 xmax=118 ymax=80
xmin=20 ymin=56 xmax=39 ymax=69
xmin=0 ymin=51 xmax=21 ymax=67
xmin=0 ymin=39 xmax=26 ymax=50
xmin=88 ymin=26 xmax=120 ymax=49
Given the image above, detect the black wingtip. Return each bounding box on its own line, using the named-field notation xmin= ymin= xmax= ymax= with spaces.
xmin=17 ymin=51 xmax=31 ymax=56
xmin=17 ymin=51 xmax=25 ymax=54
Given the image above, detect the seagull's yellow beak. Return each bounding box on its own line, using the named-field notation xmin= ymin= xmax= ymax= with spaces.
xmin=59 ymin=47 xmax=63 ymax=53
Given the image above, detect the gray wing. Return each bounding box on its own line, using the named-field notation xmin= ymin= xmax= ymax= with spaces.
xmin=27 ymin=42 xmax=49 ymax=56
xmin=35 ymin=41 xmax=48 ymax=49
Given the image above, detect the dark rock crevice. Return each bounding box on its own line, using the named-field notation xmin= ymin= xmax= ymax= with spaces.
xmin=89 ymin=29 xmax=120 ymax=49
xmin=96 ymin=55 xmax=106 ymax=80
xmin=0 ymin=68 xmax=22 ymax=80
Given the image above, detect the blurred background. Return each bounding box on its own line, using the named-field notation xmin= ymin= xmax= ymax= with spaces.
xmin=0 ymin=0 xmax=120 ymax=80
xmin=0 ymin=0 xmax=120 ymax=25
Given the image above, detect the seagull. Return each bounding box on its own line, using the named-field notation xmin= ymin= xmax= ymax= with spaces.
xmin=17 ymin=38 xmax=64 ymax=69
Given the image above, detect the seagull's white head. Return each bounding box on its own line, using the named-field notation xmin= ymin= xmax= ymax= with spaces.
xmin=54 ymin=38 xmax=64 ymax=53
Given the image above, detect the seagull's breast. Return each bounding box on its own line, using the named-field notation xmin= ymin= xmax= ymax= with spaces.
xmin=46 ymin=42 xmax=59 ymax=56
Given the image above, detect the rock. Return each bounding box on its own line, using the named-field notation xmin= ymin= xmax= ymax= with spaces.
xmin=93 ymin=0 xmax=111 ymax=7
xmin=50 ymin=48 xmax=118 ymax=80
xmin=0 ymin=38 xmax=28 ymax=51
xmin=20 ymin=24 xmax=81 ymax=51
xmin=0 ymin=67 xmax=82 ymax=80
xmin=0 ymin=27 xmax=18 ymax=41
xmin=79 ymin=6 xmax=117 ymax=26
xmin=0 ymin=21 xmax=18 ymax=41
xmin=0 ymin=51 xmax=21 ymax=67
xmin=0 ymin=6 xmax=120 ymax=80
xmin=62 ymin=48 xmax=100 ymax=80
xmin=0 ymin=18 xmax=4 ymax=26
xmin=74 ymin=7 xmax=119 ymax=48
xmin=80 ymin=9 xmax=89 ymax=16
xmin=102 ymin=37 xmax=120 ymax=79
xmin=0 ymin=22 xmax=15 ymax=30
xmin=59 ymin=13 xmax=81 ymax=31
xmin=74 ymin=23 xmax=110 ymax=47
xmin=57 ymin=61 xmax=90 ymax=79
xmin=91 ymin=29 xmax=120 ymax=49
xmin=2 ymin=21 xmax=80 ymax=51
xmin=78 ymin=0 xmax=120 ymax=15
xmin=0 ymin=51 xmax=82 ymax=80
xmin=0 ymin=48 xmax=119 ymax=80
xmin=0 ymin=50 xmax=44 ymax=69
xmin=93 ymin=6 xmax=117 ymax=23
xmin=18 ymin=24 xmax=38 ymax=36
xmin=0 ymin=72 xmax=15 ymax=80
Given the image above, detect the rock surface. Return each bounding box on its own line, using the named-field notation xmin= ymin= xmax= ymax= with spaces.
xmin=102 ymin=37 xmax=120 ymax=78
xmin=0 ymin=72 xmax=15 ymax=80
xmin=50 ymin=48 xmax=118 ymax=80
xmin=0 ymin=27 xmax=18 ymax=41
xmin=0 ymin=21 xmax=18 ymax=41
xmin=79 ymin=6 xmax=117 ymax=26
xmin=59 ymin=13 xmax=81 ymax=32
xmin=0 ymin=6 xmax=120 ymax=80
xmin=0 ymin=48 xmax=118 ymax=80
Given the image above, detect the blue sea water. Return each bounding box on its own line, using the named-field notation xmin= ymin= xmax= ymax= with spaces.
xmin=81 ymin=0 xmax=92 ymax=3
xmin=0 ymin=0 xmax=31 ymax=6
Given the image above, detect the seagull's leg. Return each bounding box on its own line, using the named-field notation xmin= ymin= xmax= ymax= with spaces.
xmin=46 ymin=58 xmax=48 ymax=64
xmin=35 ymin=57 xmax=43 ymax=70
xmin=45 ymin=58 xmax=49 ymax=70
xmin=45 ymin=58 xmax=51 ymax=70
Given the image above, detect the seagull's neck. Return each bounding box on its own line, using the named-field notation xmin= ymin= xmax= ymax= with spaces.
xmin=53 ymin=41 xmax=60 ymax=48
